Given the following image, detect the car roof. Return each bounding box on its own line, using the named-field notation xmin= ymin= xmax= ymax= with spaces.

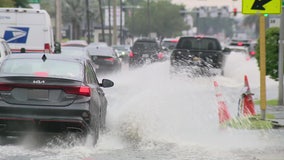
xmin=179 ymin=35 xmax=218 ymax=40
xmin=87 ymin=42 xmax=108 ymax=47
xmin=61 ymin=40 xmax=88 ymax=47
xmin=88 ymin=46 xmax=115 ymax=56
xmin=162 ymin=38 xmax=179 ymax=42
xmin=134 ymin=37 xmax=158 ymax=42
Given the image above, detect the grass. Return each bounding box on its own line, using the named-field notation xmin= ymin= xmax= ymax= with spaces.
xmin=222 ymin=99 xmax=283 ymax=129
xmin=254 ymin=99 xmax=278 ymax=106
xmin=222 ymin=114 xmax=276 ymax=129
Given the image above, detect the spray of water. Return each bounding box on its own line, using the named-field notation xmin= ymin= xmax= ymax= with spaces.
xmin=98 ymin=53 xmax=283 ymax=152
xmin=0 ymin=53 xmax=283 ymax=159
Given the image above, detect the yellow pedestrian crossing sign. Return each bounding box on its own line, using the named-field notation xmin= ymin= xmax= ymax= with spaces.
xmin=242 ymin=0 xmax=282 ymax=14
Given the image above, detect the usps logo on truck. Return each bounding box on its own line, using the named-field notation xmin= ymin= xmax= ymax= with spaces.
xmin=4 ymin=27 xmax=29 ymax=43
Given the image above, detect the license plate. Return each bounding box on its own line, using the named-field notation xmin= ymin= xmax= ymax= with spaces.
xmin=142 ymin=54 xmax=149 ymax=58
xmin=192 ymin=57 xmax=201 ymax=62
xmin=28 ymin=89 xmax=49 ymax=100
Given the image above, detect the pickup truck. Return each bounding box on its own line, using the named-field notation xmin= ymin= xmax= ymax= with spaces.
xmin=170 ymin=36 xmax=230 ymax=76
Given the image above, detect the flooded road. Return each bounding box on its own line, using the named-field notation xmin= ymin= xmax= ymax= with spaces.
xmin=0 ymin=53 xmax=283 ymax=160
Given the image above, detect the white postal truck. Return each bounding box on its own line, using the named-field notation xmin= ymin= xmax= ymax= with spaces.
xmin=0 ymin=8 xmax=55 ymax=53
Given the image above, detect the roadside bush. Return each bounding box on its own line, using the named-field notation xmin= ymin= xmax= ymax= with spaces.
xmin=255 ymin=27 xmax=279 ymax=80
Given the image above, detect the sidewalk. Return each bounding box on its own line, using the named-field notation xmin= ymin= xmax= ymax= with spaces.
xmin=266 ymin=105 xmax=284 ymax=127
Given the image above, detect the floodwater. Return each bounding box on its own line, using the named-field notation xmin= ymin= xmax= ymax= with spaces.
xmin=0 ymin=52 xmax=283 ymax=160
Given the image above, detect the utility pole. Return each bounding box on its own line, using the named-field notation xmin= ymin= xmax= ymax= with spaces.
xmin=147 ymin=0 xmax=150 ymax=36
xmin=86 ymin=0 xmax=91 ymax=43
xmin=278 ymin=6 xmax=284 ymax=106
xmin=113 ymin=0 xmax=118 ymax=45
xmin=108 ymin=0 xmax=112 ymax=45
xmin=55 ymin=0 xmax=62 ymax=42
xmin=120 ymin=0 xmax=123 ymax=44
xmin=98 ymin=0 xmax=105 ymax=42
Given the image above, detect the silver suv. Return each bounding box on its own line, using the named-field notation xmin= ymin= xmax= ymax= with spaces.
xmin=0 ymin=38 xmax=12 ymax=62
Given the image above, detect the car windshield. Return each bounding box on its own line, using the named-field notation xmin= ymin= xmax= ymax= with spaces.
xmin=176 ymin=37 xmax=222 ymax=50
xmin=0 ymin=58 xmax=83 ymax=80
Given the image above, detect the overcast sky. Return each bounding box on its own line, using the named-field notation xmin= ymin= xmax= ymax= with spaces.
xmin=171 ymin=0 xmax=242 ymax=11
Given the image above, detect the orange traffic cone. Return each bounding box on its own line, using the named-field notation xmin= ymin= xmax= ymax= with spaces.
xmin=214 ymin=81 xmax=231 ymax=124
xmin=242 ymin=75 xmax=256 ymax=116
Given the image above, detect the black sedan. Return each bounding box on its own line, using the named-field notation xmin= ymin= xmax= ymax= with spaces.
xmin=129 ymin=38 xmax=166 ymax=68
xmin=87 ymin=46 xmax=122 ymax=74
xmin=0 ymin=53 xmax=114 ymax=145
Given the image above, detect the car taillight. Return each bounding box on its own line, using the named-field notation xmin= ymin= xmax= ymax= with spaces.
xmin=64 ymin=86 xmax=91 ymax=97
xmin=237 ymin=42 xmax=243 ymax=46
xmin=129 ymin=51 xmax=134 ymax=57
xmin=170 ymin=39 xmax=179 ymax=43
xmin=44 ymin=43 xmax=51 ymax=53
xmin=158 ymin=52 xmax=164 ymax=59
xmin=250 ymin=51 xmax=256 ymax=56
xmin=0 ymin=83 xmax=91 ymax=96
xmin=105 ymin=57 xmax=114 ymax=62
xmin=34 ymin=72 xmax=48 ymax=77
xmin=0 ymin=83 xmax=13 ymax=91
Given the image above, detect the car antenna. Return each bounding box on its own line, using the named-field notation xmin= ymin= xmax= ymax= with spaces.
xmin=41 ymin=54 xmax=47 ymax=62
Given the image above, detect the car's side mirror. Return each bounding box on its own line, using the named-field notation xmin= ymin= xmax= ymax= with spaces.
xmin=223 ymin=47 xmax=231 ymax=54
xmin=100 ymin=79 xmax=114 ymax=88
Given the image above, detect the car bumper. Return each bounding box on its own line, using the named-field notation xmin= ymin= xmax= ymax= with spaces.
xmin=0 ymin=103 xmax=94 ymax=136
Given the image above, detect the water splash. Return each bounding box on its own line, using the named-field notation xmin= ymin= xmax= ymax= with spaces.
xmin=99 ymin=55 xmax=283 ymax=153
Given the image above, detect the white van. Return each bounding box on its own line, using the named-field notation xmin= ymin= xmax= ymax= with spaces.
xmin=0 ymin=8 xmax=55 ymax=53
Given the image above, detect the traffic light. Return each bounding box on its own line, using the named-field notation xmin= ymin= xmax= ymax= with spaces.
xmin=233 ymin=8 xmax=237 ymax=16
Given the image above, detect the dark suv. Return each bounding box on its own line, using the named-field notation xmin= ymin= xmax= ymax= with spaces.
xmin=129 ymin=38 xmax=165 ymax=68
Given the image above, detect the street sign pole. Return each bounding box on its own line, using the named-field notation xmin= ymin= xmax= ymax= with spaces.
xmin=259 ymin=14 xmax=267 ymax=120
xmin=278 ymin=6 xmax=284 ymax=106
xmin=242 ymin=0 xmax=282 ymax=120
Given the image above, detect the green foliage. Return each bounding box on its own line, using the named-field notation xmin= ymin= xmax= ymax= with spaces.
xmin=0 ymin=0 xmax=31 ymax=8
xmin=255 ymin=27 xmax=279 ymax=80
xmin=14 ymin=0 xmax=30 ymax=8
xmin=126 ymin=0 xmax=189 ymax=37
xmin=196 ymin=17 xmax=235 ymax=37
xmin=0 ymin=0 xmax=15 ymax=7
xmin=40 ymin=0 xmax=55 ymax=17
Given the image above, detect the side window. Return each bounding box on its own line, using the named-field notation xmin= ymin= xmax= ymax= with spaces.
xmin=85 ymin=61 xmax=99 ymax=85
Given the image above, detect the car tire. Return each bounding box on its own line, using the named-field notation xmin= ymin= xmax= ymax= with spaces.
xmin=93 ymin=114 xmax=100 ymax=145
xmin=100 ymin=107 xmax=107 ymax=130
xmin=82 ymin=113 xmax=100 ymax=146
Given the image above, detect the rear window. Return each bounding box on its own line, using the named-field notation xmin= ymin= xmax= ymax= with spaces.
xmin=0 ymin=59 xmax=83 ymax=79
xmin=176 ymin=37 xmax=222 ymax=50
xmin=133 ymin=41 xmax=159 ymax=51
xmin=161 ymin=41 xmax=178 ymax=49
